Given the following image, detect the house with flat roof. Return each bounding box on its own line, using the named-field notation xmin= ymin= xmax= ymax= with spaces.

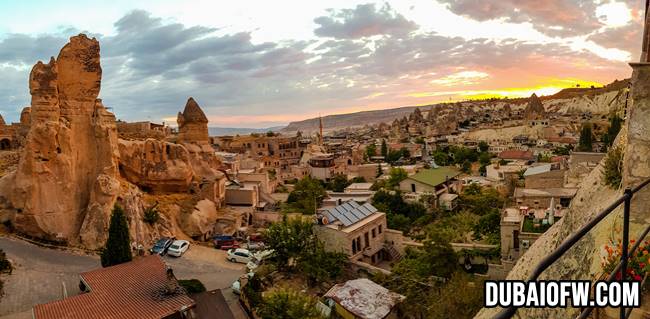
xmin=398 ymin=166 xmax=461 ymax=195
xmin=315 ymin=201 xmax=396 ymax=265
xmin=33 ymin=255 xmax=195 ymax=319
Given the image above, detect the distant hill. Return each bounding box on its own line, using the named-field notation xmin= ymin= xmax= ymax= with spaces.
xmin=208 ymin=126 xmax=284 ymax=136
xmin=281 ymin=106 xmax=423 ymax=133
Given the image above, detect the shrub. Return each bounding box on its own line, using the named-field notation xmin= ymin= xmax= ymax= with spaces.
xmin=143 ymin=205 xmax=160 ymax=225
xmin=603 ymin=147 xmax=623 ymax=189
xmin=178 ymin=279 xmax=206 ymax=294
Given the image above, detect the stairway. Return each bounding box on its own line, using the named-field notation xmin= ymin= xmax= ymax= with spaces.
xmin=384 ymin=243 xmax=402 ymax=261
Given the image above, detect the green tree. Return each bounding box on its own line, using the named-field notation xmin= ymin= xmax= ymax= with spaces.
xmin=257 ymin=288 xmax=323 ymax=319
xmin=265 ymin=217 xmax=314 ymax=270
xmin=350 ymin=176 xmax=367 ymax=183
xmin=100 ymin=205 xmax=132 ymax=267
xmin=376 ymin=163 xmax=383 ymax=177
xmin=285 ymin=176 xmax=327 ymax=214
xmin=393 ymin=235 xmax=459 ymax=279
xmin=366 ymin=143 xmax=377 ymax=160
xmin=472 ymin=210 xmax=500 ymax=244
xmin=387 ymin=167 xmax=408 ymax=188
xmin=459 ymin=185 xmax=505 ymax=216
xmin=387 ymin=213 xmax=412 ymax=233
xmin=426 ymin=272 xmax=485 ymax=319
xmin=478 ymin=141 xmax=489 ymax=153
xmin=578 ymin=123 xmax=593 ymax=152
xmin=432 ymin=150 xmax=449 ymax=166
xmin=297 ymin=242 xmax=347 ymax=286
xmin=381 ymin=139 xmax=388 ymax=157
xmin=327 ymin=174 xmax=350 ymax=192
xmin=603 ymin=115 xmax=623 ymax=147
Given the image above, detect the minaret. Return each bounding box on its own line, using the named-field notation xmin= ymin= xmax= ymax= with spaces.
xmin=319 ymin=115 xmax=324 ymax=146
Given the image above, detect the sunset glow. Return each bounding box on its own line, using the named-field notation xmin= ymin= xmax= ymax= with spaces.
xmin=0 ymin=0 xmax=642 ymax=127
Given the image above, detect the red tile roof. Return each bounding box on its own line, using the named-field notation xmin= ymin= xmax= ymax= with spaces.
xmin=498 ymin=150 xmax=534 ymax=160
xmin=34 ymin=255 xmax=194 ymax=319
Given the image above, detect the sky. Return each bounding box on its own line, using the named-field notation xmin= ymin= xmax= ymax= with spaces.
xmin=0 ymin=0 xmax=644 ymax=128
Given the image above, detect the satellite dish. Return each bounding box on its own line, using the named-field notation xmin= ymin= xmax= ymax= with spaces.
xmin=321 ymin=216 xmax=329 ymax=225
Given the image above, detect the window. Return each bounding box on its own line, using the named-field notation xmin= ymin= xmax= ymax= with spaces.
xmin=352 ymin=241 xmax=357 ymax=254
xmin=378 ymin=224 xmax=382 ymax=234
xmin=372 ymin=229 xmax=376 ymax=238
xmin=364 ymin=232 xmax=369 ymax=248
xmin=411 ymin=183 xmax=416 ymax=192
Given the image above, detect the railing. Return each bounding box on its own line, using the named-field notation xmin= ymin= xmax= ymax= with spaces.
xmin=495 ymin=178 xmax=650 ymax=319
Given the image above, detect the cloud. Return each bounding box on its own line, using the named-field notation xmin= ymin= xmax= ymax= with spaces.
xmin=0 ymin=6 xmax=635 ymax=127
xmin=437 ymin=0 xmax=603 ymax=37
xmin=314 ymin=3 xmax=418 ymax=39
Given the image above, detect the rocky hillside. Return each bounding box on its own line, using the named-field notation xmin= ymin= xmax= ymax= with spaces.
xmin=281 ymin=106 xmax=420 ymax=133
xmin=282 ymin=79 xmax=630 ymax=133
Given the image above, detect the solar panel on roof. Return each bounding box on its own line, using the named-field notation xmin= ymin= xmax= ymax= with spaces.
xmin=321 ymin=201 xmax=379 ymax=227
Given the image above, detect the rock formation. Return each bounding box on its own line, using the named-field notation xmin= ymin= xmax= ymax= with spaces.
xmin=524 ymin=93 xmax=545 ymax=120
xmin=118 ymin=139 xmax=194 ymax=193
xmin=177 ymin=97 xmax=209 ymax=144
xmin=0 ymin=35 xmax=119 ymax=248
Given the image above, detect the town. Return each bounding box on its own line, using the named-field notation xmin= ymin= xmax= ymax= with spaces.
xmin=0 ymin=1 xmax=648 ymax=319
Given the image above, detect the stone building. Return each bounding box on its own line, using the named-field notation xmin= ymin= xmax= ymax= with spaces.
xmin=314 ymin=201 xmax=391 ymax=265
xmin=177 ymin=97 xmax=209 ymax=144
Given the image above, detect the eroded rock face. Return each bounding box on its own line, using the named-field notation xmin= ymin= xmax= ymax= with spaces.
xmin=178 ymin=199 xmax=217 ymax=240
xmin=118 ymin=139 xmax=194 ymax=193
xmin=0 ymin=34 xmax=119 ymax=249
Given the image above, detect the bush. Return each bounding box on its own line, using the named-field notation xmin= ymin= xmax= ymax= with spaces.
xmin=603 ymin=147 xmax=623 ymax=189
xmin=178 ymin=279 xmax=206 ymax=294
xmin=143 ymin=205 xmax=160 ymax=225
xmin=257 ymin=288 xmax=323 ymax=319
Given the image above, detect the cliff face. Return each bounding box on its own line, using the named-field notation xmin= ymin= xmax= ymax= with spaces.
xmin=1 ymin=35 xmax=120 ymax=248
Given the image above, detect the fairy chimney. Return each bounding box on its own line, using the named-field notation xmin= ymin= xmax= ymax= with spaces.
xmin=177 ymin=97 xmax=209 ymax=144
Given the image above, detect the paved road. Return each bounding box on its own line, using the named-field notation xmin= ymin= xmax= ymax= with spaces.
xmin=0 ymin=237 xmax=247 ymax=318
xmin=0 ymin=237 xmax=99 ymax=316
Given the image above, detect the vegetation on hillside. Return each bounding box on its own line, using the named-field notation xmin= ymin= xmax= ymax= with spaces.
xmin=603 ymin=146 xmax=623 ymax=189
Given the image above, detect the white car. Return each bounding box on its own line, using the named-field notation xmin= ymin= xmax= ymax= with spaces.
xmin=167 ymin=240 xmax=190 ymax=257
xmin=227 ymin=248 xmax=252 ymax=264
xmin=247 ymin=249 xmax=276 ymax=271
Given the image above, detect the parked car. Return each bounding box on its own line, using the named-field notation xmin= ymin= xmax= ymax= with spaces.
xmin=213 ymin=235 xmax=239 ymax=250
xmin=247 ymin=249 xmax=275 ymax=271
xmin=149 ymin=237 xmax=175 ymax=255
xmin=243 ymin=241 xmax=265 ymax=251
xmin=227 ymin=248 xmax=252 ymax=264
xmin=167 ymin=240 xmax=190 ymax=257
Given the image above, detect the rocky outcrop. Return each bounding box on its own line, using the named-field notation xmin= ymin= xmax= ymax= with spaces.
xmin=177 ymin=97 xmax=209 ymax=144
xmin=178 ymin=199 xmax=218 ymax=240
xmin=0 ymin=34 xmax=120 ymax=249
xmin=524 ymin=93 xmax=545 ymax=120
xmin=118 ymin=139 xmax=194 ymax=193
